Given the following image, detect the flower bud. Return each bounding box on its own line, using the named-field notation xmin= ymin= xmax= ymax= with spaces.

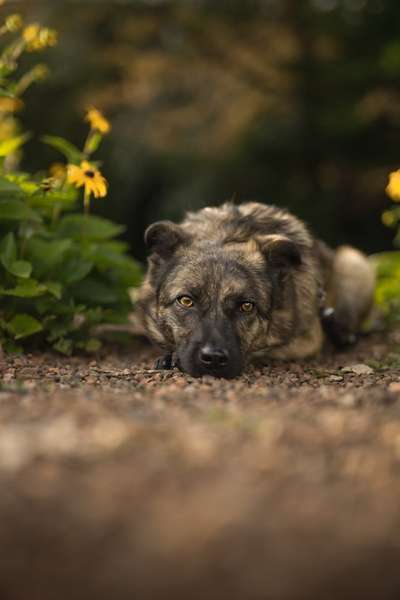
xmin=5 ymin=14 xmax=23 ymax=32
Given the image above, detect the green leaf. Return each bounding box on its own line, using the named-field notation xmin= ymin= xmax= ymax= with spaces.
xmin=102 ymin=240 xmax=130 ymax=254
xmin=53 ymin=337 xmax=73 ymax=355
xmin=71 ymin=277 xmax=119 ymax=304
xmin=0 ymin=176 xmax=25 ymax=198
xmin=5 ymin=173 xmax=40 ymax=196
xmin=1 ymin=278 xmax=47 ymax=298
xmin=2 ymin=279 xmax=63 ymax=298
xmin=2 ymin=339 xmax=23 ymax=354
xmin=57 ymin=214 xmax=124 ymax=241
xmin=0 ymin=199 xmax=41 ymax=222
xmin=44 ymin=281 xmax=62 ymax=299
xmin=0 ymin=233 xmax=32 ymax=278
xmin=0 ymin=232 xmax=17 ymax=266
xmin=59 ymin=257 xmax=93 ymax=284
xmin=371 ymin=252 xmax=400 ymax=279
xmin=81 ymin=306 xmax=104 ymax=325
xmin=0 ymin=90 xmax=18 ymax=99
xmin=29 ymin=187 xmax=78 ymax=210
xmin=7 ymin=314 xmax=43 ymax=340
xmin=8 ymin=260 xmax=32 ymax=278
xmin=45 ymin=319 xmax=71 ymax=342
xmin=0 ymin=133 xmax=31 ymax=157
xmin=78 ymin=338 xmax=102 ymax=353
xmin=41 ymin=135 xmax=83 ymax=164
xmin=92 ymin=244 xmax=143 ymax=286
xmin=371 ymin=252 xmax=400 ymax=321
xmin=26 ymin=238 xmax=72 ymax=278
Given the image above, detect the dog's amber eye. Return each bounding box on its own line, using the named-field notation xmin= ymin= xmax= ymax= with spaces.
xmin=240 ymin=301 xmax=254 ymax=313
xmin=177 ymin=295 xmax=194 ymax=308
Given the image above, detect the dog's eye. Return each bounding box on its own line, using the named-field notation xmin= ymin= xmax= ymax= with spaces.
xmin=240 ymin=301 xmax=254 ymax=313
xmin=177 ymin=295 xmax=194 ymax=308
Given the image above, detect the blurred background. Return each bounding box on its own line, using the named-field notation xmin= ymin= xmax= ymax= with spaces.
xmin=7 ymin=0 xmax=400 ymax=261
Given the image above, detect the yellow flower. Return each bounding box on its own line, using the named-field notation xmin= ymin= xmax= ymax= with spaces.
xmin=23 ymin=23 xmax=57 ymax=52
xmin=5 ymin=14 xmax=23 ymax=33
xmin=23 ymin=23 xmax=39 ymax=43
xmin=85 ymin=107 xmax=111 ymax=134
xmin=0 ymin=118 xmax=17 ymax=141
xmin=386 ymin=170 xmax=400 ymax=202
xmin=0 ymin=96 xmax=23 ymax=113
xmin=67 ymin=161 xmax=107 ymax=199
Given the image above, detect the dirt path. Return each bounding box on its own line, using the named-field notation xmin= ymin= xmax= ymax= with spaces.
xmin=1 ymin=332 xmax=400 ymax=599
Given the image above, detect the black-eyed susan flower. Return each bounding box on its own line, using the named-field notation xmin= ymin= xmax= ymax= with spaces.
xmin=67 ymin=161 xmax=107 ymax=198
xmin=67 ymin=160 xmax=107 ymax=213
xmin=23 ymin=23 xmax=57 ymax=52
xmin=85 ymin=107 xmax=111 ymax=134
xmin=386 ymin=170 xmax=400 ymax=202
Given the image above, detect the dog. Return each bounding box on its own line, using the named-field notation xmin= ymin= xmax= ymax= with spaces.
xmin=136 ymin=202 xmax=375 ymax=378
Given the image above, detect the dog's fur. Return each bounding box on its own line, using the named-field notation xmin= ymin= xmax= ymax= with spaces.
xmin=137 ymin=202 xmax=375 ymax=378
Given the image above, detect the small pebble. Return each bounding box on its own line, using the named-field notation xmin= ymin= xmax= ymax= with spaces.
xmin=327 ymin=375 xmax=344 ymax=383
xmin=341 ymin=364 xmax=374 ymax=376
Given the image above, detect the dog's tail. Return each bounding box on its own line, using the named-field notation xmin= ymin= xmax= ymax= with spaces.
xmin=330 ymin=245 xmax=376 ymax=332
xmin=315 ymin=241 xmax=376 ymax=344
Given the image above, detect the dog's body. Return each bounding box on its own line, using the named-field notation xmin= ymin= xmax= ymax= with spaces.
xmin=137 ymin=202 xmax=375 ymax=378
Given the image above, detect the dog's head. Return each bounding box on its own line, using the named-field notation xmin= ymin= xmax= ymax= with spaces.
xmin=144 ymin=220 xmax=302 ymax=378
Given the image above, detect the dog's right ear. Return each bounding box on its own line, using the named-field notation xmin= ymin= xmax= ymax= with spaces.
xmin=144 ymin=221 xmax=188 ymax=256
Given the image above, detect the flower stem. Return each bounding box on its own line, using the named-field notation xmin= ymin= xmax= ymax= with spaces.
xmin=83 ymin=130 xmax=93 ymax=157
xmin=83 ymin=189 xmax=90 ymax=215
xmin=83 ymin=130 xmax=102 ymax=157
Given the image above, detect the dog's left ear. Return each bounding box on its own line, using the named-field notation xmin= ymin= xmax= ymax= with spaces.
xmin=259 ymin=235 xmax=302 ymax=270
xmin=145 ymin=221 xmax=188 ymax=257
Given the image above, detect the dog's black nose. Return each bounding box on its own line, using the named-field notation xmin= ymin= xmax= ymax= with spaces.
xmin=199 ymin=345 xmax=228 ymax=368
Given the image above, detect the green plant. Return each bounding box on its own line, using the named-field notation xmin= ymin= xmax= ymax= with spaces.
xmin=373 ymin=251 xmax=400 ymax=324
xmin=0 ymin=12 xmax=142 ymax=354
xmin=373 ymin=170 xmax=400 ymax=323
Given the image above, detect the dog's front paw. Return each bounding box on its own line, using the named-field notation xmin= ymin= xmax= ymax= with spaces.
xmin=154 ymin=353 xmax=176 ymax=370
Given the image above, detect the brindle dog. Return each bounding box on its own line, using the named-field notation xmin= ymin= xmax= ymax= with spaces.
xmin=137 ymin=202 xmax=375 ymax=378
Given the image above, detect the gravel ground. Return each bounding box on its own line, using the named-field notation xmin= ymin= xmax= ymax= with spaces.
xmin=1 ymin=332 xmax=400 ymax=599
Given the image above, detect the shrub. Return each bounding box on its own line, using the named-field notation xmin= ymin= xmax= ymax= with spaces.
xmin=0 ymin=13 xmax=142 ymax=354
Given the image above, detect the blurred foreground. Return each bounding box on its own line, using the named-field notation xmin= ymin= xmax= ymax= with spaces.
xmin=1 ymin=332 xmax=400 ymax=599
